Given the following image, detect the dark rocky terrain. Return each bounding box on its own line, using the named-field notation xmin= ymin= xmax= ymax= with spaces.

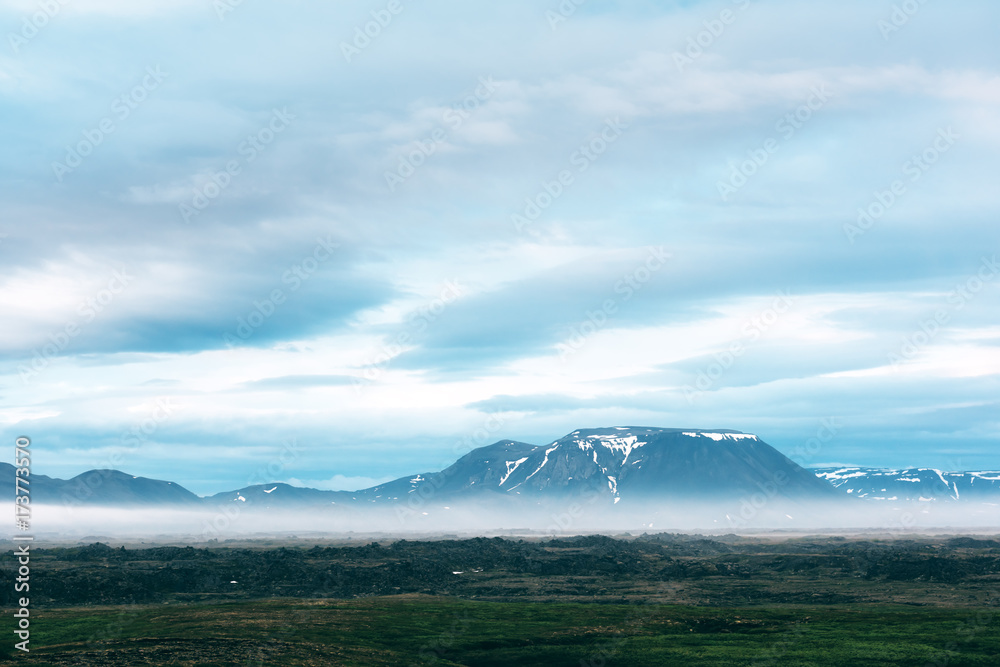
xmin=5 ymin=533 xmax=1000 ymax=609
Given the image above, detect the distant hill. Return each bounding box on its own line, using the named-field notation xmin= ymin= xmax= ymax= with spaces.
xmin=0 ymin=463 xmax=202 ymax=507
xmin=813 ymin=467 xmax=1000 ymax=504
xmin=205 ymin=482 xmax=351 ymax=508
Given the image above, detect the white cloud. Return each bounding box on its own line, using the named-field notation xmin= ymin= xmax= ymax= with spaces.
xmin=0 ymin=0 xmax=204 ymax=17
xmin=0 ymin=408 xmax=61 ymax=425
xmin=285 ymin=475 xmax=395 ymax=492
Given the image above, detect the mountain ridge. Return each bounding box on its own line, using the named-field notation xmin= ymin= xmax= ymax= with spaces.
xmin=815 ymin=466 xmax=1000 ymax=503
xmin=4 ymin=427 xmax=998 ymax=509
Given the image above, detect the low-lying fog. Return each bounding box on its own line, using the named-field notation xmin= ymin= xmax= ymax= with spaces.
xmin=8 ymin=500 xmax=1000 ymax=543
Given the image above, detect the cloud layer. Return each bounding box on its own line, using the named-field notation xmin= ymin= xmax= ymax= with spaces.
xmin=1 ymin=0 xmax=998 ymax=494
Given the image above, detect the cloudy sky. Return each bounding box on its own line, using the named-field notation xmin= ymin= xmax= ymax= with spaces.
xmin=1 ymin=0 xmax=998 ymax=495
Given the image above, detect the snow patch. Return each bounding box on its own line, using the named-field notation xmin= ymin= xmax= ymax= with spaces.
xmin=819 ymin=470 xmax=868 ymax=480
xmin=681 ymin=432 xmax=758 ymax=442
xmin=525 ymin=446 xmax=559 ymax=482
xmin=500 ymin=457 xmax=529 ymax=486
xmin=579 ymin=434 xmax=646 ymax=463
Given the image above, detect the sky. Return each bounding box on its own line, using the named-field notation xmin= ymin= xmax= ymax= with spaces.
xmin=1 ymin=0 xmax=998 ymax=496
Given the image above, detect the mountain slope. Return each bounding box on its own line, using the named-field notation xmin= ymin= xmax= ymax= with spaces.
xmin=205 ymin=482 xmax=351 ymax=508
xmin=15 ymin=429 xmax=1000 ymax=510
xmin=350 ymin=427 xmax=842 ymax=506
xmin=814 ymin=467 xmax=1000 ymax=503
xmin=0 ymin=463 xmax=202 ymax=506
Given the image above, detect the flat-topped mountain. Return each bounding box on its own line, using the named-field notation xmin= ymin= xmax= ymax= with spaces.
xmin=360 ymin=427 xmax=843 ymax=506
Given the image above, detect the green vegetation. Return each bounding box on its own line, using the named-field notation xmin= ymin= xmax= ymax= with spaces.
xmin=3 ymin=534 xmax=999 ymax=664
xmin=7 ymin=596 xmax=999 ymax=666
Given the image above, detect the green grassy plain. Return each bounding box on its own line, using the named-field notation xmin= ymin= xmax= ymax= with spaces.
xmin=4 ymin=535 xmax=999 ymax=665
xmin=5 ymin=596 xmax=999 ymax=666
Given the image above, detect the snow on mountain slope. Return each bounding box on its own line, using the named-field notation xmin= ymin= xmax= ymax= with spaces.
xmin=362 ymin=427 xmax=842 ymax=505
xmin=813 ymin=467 xmax=1000 ymax=503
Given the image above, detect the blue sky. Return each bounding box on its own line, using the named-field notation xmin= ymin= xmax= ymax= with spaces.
xmin=1 ymin=0 xmax=998 ymax=495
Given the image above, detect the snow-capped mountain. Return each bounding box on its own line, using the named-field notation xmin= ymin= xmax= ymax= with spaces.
xmin=19 ymin=428 xmax=1000 ymax=511
xmin=357 ymin=427 xmax=843 ymax=506
xmin=813 ymin=467 xmax=1000 ymax=503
